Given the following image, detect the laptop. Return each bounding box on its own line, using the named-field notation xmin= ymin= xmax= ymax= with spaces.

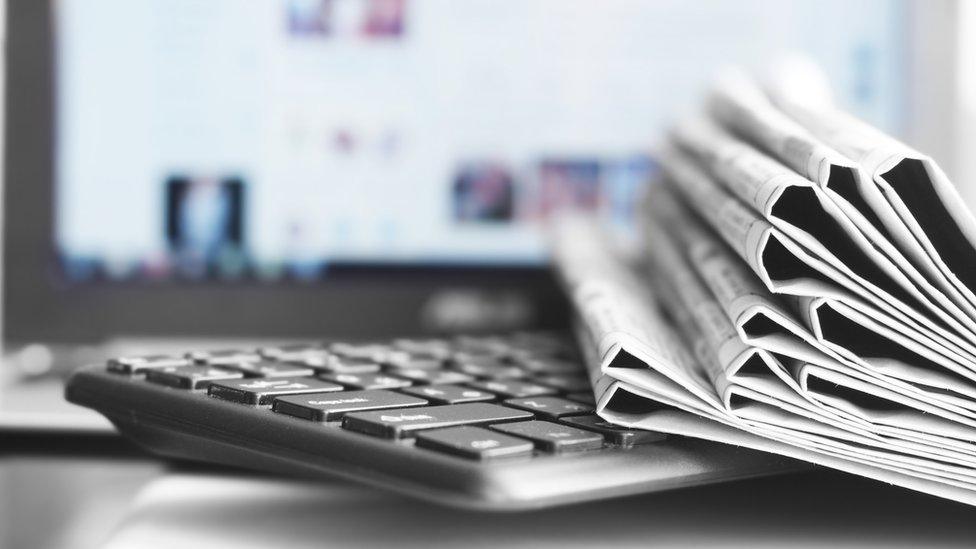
xmin=0 ymin=0 xmax=927 ymax=505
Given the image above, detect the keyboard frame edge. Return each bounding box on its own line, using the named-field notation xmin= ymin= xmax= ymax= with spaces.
xmin=65 ymin=364 xmax=804 ymax=511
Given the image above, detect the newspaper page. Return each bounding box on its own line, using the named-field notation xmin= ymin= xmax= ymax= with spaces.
xmin=650 ymin=171 xmax=976 ymax=408
xmin=646 ymin=184 xmax=976 ymax=458
xmin=643 ymin=205 xmax=792 ymax=411
xmin=707 ymin=70 xmax=976 ymax=325
xmin=794 ymin=362 xmax=976 ymax=435
xmin=552 ymin=215 xmax=976 ymax=506
xmin=769 ymin=88 xmax=976 ymax=316
xmin=671 ymin=116 xmax=976 ymax=341
xmin=639 ymin=207 xmax=951 ymax=457
xmin=642 ymin=184 xmax=829 ymax=377
xmin=646 ymin=185 xmax=867 ymax=374
xmin=657 ymin=146 xmax=976 ymax=362
xmin=548 ymin=62 xmax=976 ymax=506
xmin=550 ymin=215 xmax=723 ymax=412
xmin=657 ymin=144 xmax=848 ymax=297
xmin=800 ymin=296 xmax=976 ymax=402
xmin=615 ymin=407 xmax=976 ymax=505
xmin=652 ymin=175 xmax=976 ymax=424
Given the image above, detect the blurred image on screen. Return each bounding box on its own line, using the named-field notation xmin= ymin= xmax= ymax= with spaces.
xmin=54 ymin=0 xmax=908 ymax=281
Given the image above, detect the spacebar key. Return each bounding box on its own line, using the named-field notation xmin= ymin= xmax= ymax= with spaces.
xmin=343 ymin=403 xmax=532 ymax=439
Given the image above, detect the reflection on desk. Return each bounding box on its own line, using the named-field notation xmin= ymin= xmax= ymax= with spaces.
xmin=100 ymin=469 xmax=976 ymax=549
xmin=0 ymin=457 xmax=163 ymax=549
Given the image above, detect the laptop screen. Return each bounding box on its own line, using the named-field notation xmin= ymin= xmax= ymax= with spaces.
xmin=53 ymin=0 xmax=909 ymax=282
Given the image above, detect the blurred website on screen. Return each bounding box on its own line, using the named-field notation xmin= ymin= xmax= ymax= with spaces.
xmin=55 ymin=0 xmax=908 ymax=281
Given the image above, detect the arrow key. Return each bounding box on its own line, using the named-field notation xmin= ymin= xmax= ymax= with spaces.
xmin=490 ymin=420 xmax=604 ymax=453
xmin=560 ymin=415 xmax=668 ymax=447
xmin=416 ymin=426 xmax=533 ymax=460
xmin=503 ymin=396 xmax=594 ymax=420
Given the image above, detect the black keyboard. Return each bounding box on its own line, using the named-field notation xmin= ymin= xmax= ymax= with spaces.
xmin=65 ymin=332 xmax=798 ymax=509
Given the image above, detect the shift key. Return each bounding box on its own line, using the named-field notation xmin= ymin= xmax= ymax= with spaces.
xmin=343 ymin=403 xmax=532 ymax=439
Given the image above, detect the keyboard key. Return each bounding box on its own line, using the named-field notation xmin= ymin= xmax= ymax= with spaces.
xmin=145 ymin=365 xmax=243 ymax=390
xmin=566 ymin=392 xmax=596 ymax=405
xmin=499 ymin=346 xmax=540 ymax=364
xmin=508 ymin=333 xmax=575 ymax=357
xmin=508 ymin=331 xmax=569 ymax=349
xmin=401 ymin=384 xmax=496 ymax=405
xmin=466 ymin=379 xmax=555 ymax=399
xmin=534 ymin=375 xmax=591 ymax=393
xmin=392 ymin=338 xmax=452 ymax=359
xmin=452 ymin=357 xmax=526 ymax=379
xmin=209 ymin=378 xmax=343 ymax=405
xmin=343 ymin=403 xmax=532 ymax=439
xmin=329 ymin=343 xmax=396 ymax=363
xmin=107 ymin=355 xmax=191 ymax=374
xmin=452 ymin=336 xmax=509 ymax=354
xmin=560 ymin=415 xmax=668 ymax=447
xmin=490 ymin=421 xmax=604 ymax=453
xmin=259 ymin=344 xmax=325 ymax=361
xmin=382 ymin=352 xmax=444 ymax=370
xmin=503 ymin=397 xmax=594 ymax=420
xmin=416 ymin=426 xmax=533 ymax=460
xmin=189 ymin=349 xmax=262 ymax=366
xmin=222 ymin=360 xmax=315 ymax=378
xmin=319 ymin=372 xmax=412 ymax=390
xmin=273 ymin=390 xmax=428 ymax=421
xmin=298 ymin=355 xmax=382 ymax=374
xmin=392 ymin=369 xmax=474 ymax=385
xmin=450 ymin=350 xmax=506 ymax=364
xmin=515 ymin=357 xmax=581 ymax=374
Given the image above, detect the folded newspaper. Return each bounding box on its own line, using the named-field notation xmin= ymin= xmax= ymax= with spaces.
xmin=554 ymin=70 xmax=976 ymax=506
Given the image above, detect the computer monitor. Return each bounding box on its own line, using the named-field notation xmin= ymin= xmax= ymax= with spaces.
xmin=4 ymin=0 xmax=914 ymax=343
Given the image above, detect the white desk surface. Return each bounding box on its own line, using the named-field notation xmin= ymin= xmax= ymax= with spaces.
xmin=3 ymin=456 xmax=975 ymax=549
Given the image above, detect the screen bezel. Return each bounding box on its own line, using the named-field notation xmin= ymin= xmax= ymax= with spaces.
xmin=3 ymin=0 xmax=567 ymax=344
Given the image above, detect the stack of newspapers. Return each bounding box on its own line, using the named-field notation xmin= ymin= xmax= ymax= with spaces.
xmin=555 ymin=72 xmax=976 ymax=505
